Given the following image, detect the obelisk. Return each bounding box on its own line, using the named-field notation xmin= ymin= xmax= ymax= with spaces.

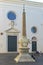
xmin=22 ymin=5 xmax=26 ymax=36
xmin=14 ymin=4 xmax=35 ymax=63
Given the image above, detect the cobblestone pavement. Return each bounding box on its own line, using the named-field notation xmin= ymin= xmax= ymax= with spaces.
xmin=0 ymin=53 xmax=43 ymax=65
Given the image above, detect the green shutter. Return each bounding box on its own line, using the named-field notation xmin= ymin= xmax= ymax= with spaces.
xmin=8 ymin=36 xmax=17 ymax=52
xmin=32 ymin=41 xmax=37 ymax=51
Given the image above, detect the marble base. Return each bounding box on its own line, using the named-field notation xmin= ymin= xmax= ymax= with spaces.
xmin=14 ymin=53 xmax=35 ymax=63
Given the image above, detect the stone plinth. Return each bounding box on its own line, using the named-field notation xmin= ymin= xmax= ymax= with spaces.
xmin=14 ymin=53 xmax=35 ymax=62
xmin=14 ymin=36 xmax=35 ymax=63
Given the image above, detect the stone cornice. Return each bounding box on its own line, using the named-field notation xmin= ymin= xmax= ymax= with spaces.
xmin=0 ymin=0 xmax=43 ymax=7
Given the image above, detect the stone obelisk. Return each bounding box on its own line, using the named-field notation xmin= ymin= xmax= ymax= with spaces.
xmin=14 ymin=4 xmax=35 ymax=63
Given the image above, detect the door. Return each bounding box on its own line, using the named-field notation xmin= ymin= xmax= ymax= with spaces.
xmin=8 ymin=36 xmax=17 ymax=52
xmin=32 ymin=41 xmax=37 ymax=52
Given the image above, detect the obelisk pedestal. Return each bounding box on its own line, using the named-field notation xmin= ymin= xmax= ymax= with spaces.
xmin=14 ymin=36 xmax=35 ymax=62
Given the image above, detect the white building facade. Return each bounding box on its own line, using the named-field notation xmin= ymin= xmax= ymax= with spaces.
xmin=0 ymin=0 xmax=43 ymax=53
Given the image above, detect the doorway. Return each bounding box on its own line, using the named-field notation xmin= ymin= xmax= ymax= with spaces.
xmin=32 ymin=37 xmax=37 ymax=52
xmin=8 ymin=36 xmax=17 ymax=52
xmin=32 ymin=41 xmax=37 ymax=51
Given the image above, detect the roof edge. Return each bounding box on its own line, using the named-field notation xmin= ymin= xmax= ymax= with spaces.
xmin=0 ymin=0 xmax=43 ymax=7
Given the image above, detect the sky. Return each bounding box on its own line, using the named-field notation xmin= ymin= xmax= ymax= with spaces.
xmin=27 ymin=0 xmax=43 ymax=3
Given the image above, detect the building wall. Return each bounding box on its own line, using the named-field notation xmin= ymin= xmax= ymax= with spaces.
xmin=0 ymin=2 xmax=43 ymax=53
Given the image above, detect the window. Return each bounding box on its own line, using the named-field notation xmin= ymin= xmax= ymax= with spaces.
xmin=7 ymin=11 xmax=16 ymax=20
xmin=31 ymin=26 xmax=37 ymax=33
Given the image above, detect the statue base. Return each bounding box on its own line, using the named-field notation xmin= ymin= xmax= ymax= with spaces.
xmin=14 ymin=53 xmax=35 ymax=63
xmin=14 ymin=36 xmax=35 ymax=63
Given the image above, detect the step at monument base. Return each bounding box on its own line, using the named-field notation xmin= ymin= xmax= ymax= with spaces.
xmin=14 ymin=53 xmax=35 ymax=63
